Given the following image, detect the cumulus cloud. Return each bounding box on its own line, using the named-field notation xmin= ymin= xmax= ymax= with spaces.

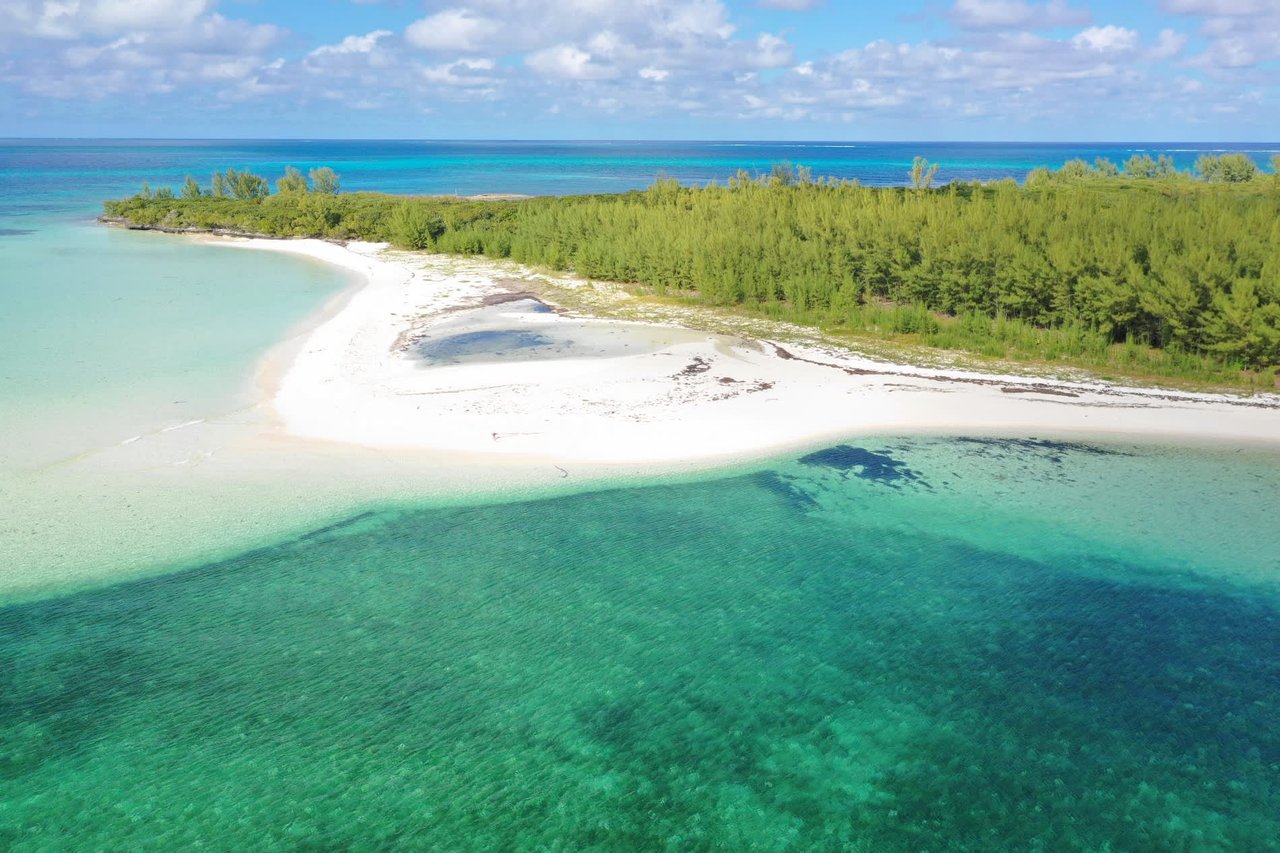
xmin=403 ymin=0 xmax=736 ymax=57
xmin=0 ymin=0 xmax=213 ymax=40
xmin=526 ymin=45 xmax=618 ymax=80
xmin=1161 ymin=0 xmax=1270 ymax=13
xmin=949 ymin=0 xmax=1090 ymax=30
xmin=745 ymin=23 xmax=1203 ymax=129
xmin=1071 ymin=25 xmax=1139 ymax=53
xmin=757 ymin=0 xmax=824 ymax=8
xmin=1147 ymin=28 xmax=1189 ymax=60
xmin=0 ymin=0 xmax=286 ymax=106
xmin=309 ymin=30 xmax=393 ymax=58
xmin=744 ymin=33 xmax=794 ymax=68
xmin=405 ymin=9 xmax=499 ymax=52
xmin=1162 ymin=0 xmax=1280 ymax=70
xmin=1 ymin=0 xmax=1275 ymax=136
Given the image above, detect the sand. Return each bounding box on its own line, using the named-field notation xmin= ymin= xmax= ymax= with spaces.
xmin=220 ymin=237 xmax=1280 ymax=462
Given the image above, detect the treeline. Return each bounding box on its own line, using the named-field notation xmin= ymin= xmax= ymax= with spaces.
xmin=1030 ymin=152 xmax=1280 ymax=185
xmin=104 ymin=161 xmax=1280 ymax=387
xmin=136 ymin=166 xmax=341 ymax=201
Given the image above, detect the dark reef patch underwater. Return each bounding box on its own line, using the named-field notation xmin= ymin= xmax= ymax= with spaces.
xmin=3 ymin=436 xmax=1280 ymax=851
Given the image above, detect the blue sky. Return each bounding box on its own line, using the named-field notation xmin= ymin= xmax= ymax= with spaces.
xmin=1 ymin=0 xmax=1276 ymax=139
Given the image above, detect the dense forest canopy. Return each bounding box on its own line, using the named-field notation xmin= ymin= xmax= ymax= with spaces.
xmin=103 ymin=157 xmax=1280 ymax=388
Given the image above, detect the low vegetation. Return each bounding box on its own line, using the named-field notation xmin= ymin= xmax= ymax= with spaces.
xmin=104 ymin=156 xmax=1280 ymax=390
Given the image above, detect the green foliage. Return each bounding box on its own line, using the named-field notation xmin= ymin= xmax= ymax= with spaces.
xmin=310 ymin=167 xmax=340 ymax=195
xmin=1037 ymin=155 xmax=1186 ymax=184
xmin=276 ymin=165 xmax=309 ymax=195
xmin=909 ymin=156 xmax=939 ymax=190
xmin=181 ymin=176 xmax=202 ymax=199
xmin=387 ymin=200 xmax=443 ymax=249
xmin=1059 ymin=159 xmax=1092 ymax=180
xmin=1122 ymin=153 xmax=1175 ymax=179
xmin=219 ymin=168 xmax=270 ymax=200
xmin=1196 ymin=153 xmax=1260 ymax=183
xmin=104 ymin=169 xmax=1280 ymax=383
xmin=767 ymin=161 xmax=814 ymax=187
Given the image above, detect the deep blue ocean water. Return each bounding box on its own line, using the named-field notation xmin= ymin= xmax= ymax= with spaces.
xmin=3 ymin=139 xmax=1278 ymax=219
xmin=2 ymin=140 xmax=1280 ymax=849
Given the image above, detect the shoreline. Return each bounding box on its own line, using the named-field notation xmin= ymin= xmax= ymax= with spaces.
xmin=201 ymin=234 xmax=1280 ymax=462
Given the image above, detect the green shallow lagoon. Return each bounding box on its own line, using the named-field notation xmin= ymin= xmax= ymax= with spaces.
xmin=4 ymin=437 xmax=1279 ymax=851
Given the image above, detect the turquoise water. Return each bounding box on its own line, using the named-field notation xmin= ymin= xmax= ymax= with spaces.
xmin=4 ymin=139 xmax=1278 ymax=200
xmin=3 ymin=437 xmax=1280 ymax=849
xmin=3 ymin=141 xmax=1280 ymax=848
xmin=0 ymin=221 xmax=348 ymax=469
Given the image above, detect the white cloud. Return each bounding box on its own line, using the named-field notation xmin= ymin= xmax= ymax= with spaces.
xmin=0 ymin=1 xmax=284 ymax=99
xmin=526 ymin=45 xmax=617 ymax=79
xmin=1161 ymin=0 xmax=1280 ymax=69
xmin=949 ymin=0 xmax=1090 ymax=30
xmin=1148 ymin=28 xmax=1189 ymax=60
xmin=1071 ymin=25 xmax=1139 ymax=53
xmin=309 ymin=30 xmax=392 ymax=58
xmin=418 ymin=57 xmax=500 ymax=99
xmin=405 ymin=9 xmax=499 ymax=52
xmin=744 ymin=33 xmax=793 ymax=68
xmin=1 ymin=0 xmax=212 ymax=39
xmin=1161 ymin=0 xmax=1269 ymax=13
xmin=404 ymin=0 xmax=737 ymax=57
xmin=419 ymin=57 xmax=496 ymax=85
xmin=1 ymin=0 xmax=1275 ymax=137
xmin=757 ymin=0 xmax=824 ymax=9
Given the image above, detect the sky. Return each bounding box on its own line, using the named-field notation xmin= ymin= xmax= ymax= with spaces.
xmin=0 ymin=0 xmax=1277 ymax=140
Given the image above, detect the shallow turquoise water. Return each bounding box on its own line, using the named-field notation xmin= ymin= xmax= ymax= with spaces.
xmin=0 ymin=221 xmax=348 ymax=469
xmin=3 ymin=437 xmax=1279 ymax=850
xmin=3 ymin=141 xmax=1280 ymax=848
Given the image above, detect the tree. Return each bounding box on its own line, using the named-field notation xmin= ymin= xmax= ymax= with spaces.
xmin=1025 ymin=167 xmax=1053 ymax=186
xmin=310 ymin=167 xmax=340 ymax=194
xmin=181 ymin=175 xmax=202 ymax=199
xmin=211 ymin=172 xmax=228 ymax=198
xmin=909 ymin=156 xmax=939 ymax=190
xmin=1093 ymin=157 xmax=1119 ymax=178
xmin=217 ymin=168 xmax=269 ymax=200
xmin=767 ymin=161 xmax=813 ymax=186
xmin=1272 ymin=155 xmax=1280 ymax=176
xmin=276 ymin=165 xmax=309 ymax=195
xmin=388 ymin=201 xmax=443 ymax=249
xmin=1059 ymin=159 xmax=1092 ymax=180
xmin=1197 ymin=153 xmax=1258 ymax=183
xmin=1124 ymin=154 xmax=1157 ymax=179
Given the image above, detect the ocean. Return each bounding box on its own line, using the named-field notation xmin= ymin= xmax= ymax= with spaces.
xmin=2 ymin=140 xmax=1280 ymax=849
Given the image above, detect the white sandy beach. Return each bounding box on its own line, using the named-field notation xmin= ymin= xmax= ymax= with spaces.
xmin=218 ymin=237 xmax=1280 ymax=461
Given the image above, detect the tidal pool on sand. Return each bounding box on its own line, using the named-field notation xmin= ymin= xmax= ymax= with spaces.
xmin=415 ymin=298 xmax=713 ymax=366
xmin=3 ymin=436 xmax=1279 ymax=850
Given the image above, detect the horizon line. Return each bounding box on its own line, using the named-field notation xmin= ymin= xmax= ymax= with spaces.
xmin=3 ymin=136 xmax=1279 ymax=146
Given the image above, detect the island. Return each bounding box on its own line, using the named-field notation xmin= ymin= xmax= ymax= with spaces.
xmin=100 ymin=158 xmax=1280 ymax=462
